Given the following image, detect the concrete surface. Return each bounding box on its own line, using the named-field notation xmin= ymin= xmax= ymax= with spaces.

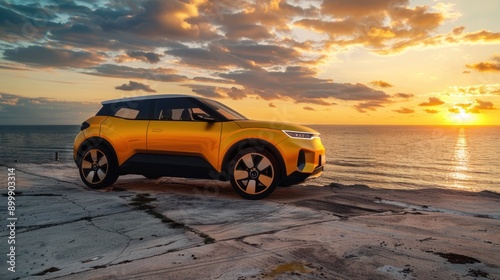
xmin=0 ymin=163 xmax=499 ymax=279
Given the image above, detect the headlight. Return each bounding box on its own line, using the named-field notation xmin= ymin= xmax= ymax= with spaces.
xmin=283 ymin=130 xmax=319 ymax=139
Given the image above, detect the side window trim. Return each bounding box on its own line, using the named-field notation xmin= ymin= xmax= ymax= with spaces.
xmin=152 ymin=98 xmax=208 ymax=122
xmin=96 ymin=100 xmax=152 ymax=120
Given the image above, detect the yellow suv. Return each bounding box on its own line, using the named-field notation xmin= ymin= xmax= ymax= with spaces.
xmin=74 ymin=95 xmax=325 ymax=199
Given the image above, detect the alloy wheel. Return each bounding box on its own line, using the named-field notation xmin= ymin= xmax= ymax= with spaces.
xmin=233 ymin=152 xmax=275 ymax=195
xmin=81 ymin=149 xmax=109 ymax=184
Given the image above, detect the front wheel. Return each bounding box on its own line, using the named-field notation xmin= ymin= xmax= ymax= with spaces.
xmin=78 ymin=146 xmax=118 ymax=189
xmin=229 ymin=148 xmax=280 ymax=200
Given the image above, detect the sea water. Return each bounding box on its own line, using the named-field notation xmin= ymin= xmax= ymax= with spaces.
xmin=1 ymin=125 xmax=499 ymax=193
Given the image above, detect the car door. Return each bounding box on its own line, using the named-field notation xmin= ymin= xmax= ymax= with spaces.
xmin=147 ymin=97 xmax=222 ymax=172
xmin=99 ymin=99 xmax=151 ymax=165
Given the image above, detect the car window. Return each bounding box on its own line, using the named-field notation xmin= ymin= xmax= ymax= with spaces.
xmin=154 ymin=98 xmax=210 ymax=121
xmin=115 ymin=108 xmax=139 ymax=119
xmin=198 ymin=98 xmax=246 ymax=120
xmin=97 ymin=100 xmax=151 ymax=120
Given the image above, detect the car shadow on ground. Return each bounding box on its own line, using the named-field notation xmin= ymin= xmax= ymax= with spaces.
xmin=95 ymin=175 xmax=324 ymax=203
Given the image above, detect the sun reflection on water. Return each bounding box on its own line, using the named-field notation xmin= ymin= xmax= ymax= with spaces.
xmin=449 ymin=127 xmax=470 ymax=188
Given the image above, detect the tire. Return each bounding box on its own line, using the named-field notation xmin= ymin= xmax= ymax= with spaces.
xmin=78 ymin=145 xmax=118 ymax=189
xmin=229 ymin=148 xmax=280 ymax=200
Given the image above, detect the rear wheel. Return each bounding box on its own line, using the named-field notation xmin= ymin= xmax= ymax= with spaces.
xmin=78 ymin=146 xmax=118 ymax=189
xmin=229 ymin=148 xmax=280 ymax=200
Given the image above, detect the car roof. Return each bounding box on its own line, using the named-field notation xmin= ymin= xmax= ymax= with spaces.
xmin=102 ymin=94 xmax=198 ymax=104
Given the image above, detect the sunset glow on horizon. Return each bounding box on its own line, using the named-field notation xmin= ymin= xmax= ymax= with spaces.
xmin=0 ymin=0 xmax=499 ymax=125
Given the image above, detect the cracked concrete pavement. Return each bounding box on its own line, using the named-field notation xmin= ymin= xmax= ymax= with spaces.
xmin=1 ymin=162 xmax=499 ymax=279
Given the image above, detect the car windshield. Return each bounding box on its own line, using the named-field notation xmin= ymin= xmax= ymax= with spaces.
xmin=200 ymin=99 xmax=247 ymax=120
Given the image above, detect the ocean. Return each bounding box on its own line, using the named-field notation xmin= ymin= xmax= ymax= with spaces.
xmin=1 ymin=125 xmax=499 ymax=193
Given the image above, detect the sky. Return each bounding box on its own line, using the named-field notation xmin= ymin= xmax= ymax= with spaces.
xmin=0 ymin=0 xmax=499 ymax=125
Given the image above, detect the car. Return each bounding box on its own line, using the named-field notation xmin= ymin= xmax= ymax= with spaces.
xmin=73 ymin=94 xmax=325 ymax=199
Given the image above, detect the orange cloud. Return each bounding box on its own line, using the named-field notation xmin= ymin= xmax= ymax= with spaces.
xmin=393 ymin=107 xmax=415 ymax=114
xmin=442 ymin=84 xmax=500 ymax=96
xmin=449 ymin=99 xmax=496 ymax=114
xmin=370 ymin=80 xmax=394 ymax=88
xmin=419 ymin=97 xmax=445 ymax=106
xmin=301 ymin=1 xmax=457 ymax=55
xmin=393 ymin=93 xmax=414 ymax=99
xmin=466 ymin=55 xmax=500 ymax=72
xmin=115 ymin=81 xmax=156 ymax=93
xmin=474 ymin=99 xmax=495 ymax=110
xmin=321 ymin=0 xmax=409 ymax=18
xmin=424 ymin=109 xmax=439 ymax=114
xmin=353 ymin=100 xmax=387 ymax=113
xmin=115 ymin=51 xmax=163 ymax=64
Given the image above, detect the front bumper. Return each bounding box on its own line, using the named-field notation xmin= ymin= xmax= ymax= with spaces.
xmin=277 ymin=136 xmax=326 ymax=176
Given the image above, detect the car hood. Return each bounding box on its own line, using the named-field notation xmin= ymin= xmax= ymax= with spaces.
xmin=234 ymin=120 xmax=319 ymax=133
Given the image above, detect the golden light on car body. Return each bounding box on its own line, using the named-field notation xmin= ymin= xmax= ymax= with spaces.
xmin=74 ymin=95 xmax=325 ymax=199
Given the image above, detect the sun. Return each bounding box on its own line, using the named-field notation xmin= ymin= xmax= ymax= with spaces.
xmin=448 ymin=108 xmax=478 ymax=125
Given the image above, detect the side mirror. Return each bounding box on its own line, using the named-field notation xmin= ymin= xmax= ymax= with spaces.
xmin=192 ymin=113 xmax=216 ymax=122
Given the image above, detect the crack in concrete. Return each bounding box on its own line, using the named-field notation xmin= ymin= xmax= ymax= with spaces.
xmin=127 ymin=193 xmax=216 ymax=245
xmin=85 ymin=218 xmax=134 ymax=266
xmin=16 ymin=208 xmax=134 ymax=233
xmin=220 ymin=217 xmax=340 ymax=243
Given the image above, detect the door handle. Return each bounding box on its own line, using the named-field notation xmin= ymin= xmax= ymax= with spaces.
xmin=152 ymin=129 xmax=163 ymax=132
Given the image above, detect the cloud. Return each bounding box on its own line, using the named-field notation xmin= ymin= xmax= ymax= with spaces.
xmin=210 ymin=0 xmax=315 ymax=40
xmin=1 ymin=0 xmax=499 ymax=119
xmin=321 ymin=0 xmax=409 ymax=18
xmin=393 ymin=107 xmax=415 ymax=114
xmin=0 ymin=95 xmax=19 ymax=106
xmin=370 ymin=80 xmax=394 ymax=88
xmin=297 ymin=1 xmax=451 ymax=54
xmin=353 ymin=100 xmax=387 ymax=113
xmin=115 ymin=81 xmax=157 ymax=93
xmin=192 ymin=76 xmax=234 ymax=84
xmin=303 ymin=106 xmax=315 ymax=111
xmin=1 ymin=1 xmax=216 ymax=51
xmin=185 ymin=85 xmax=224 ymax=98
xmin=268 ymin=102 xmax=276 ymax=108
xmin=466 ymin=55 xmax=500 ymax=72
xmin=0 ymin=92 xmax=100 ymax=125
xmin=424 ymin=109 xmax=439 ymax=114
xmin=226 ymin=87 xmax=247 ymax=100
xmin=419 ymin=97 xmax=445 ymax=106
xmin=183 ymin=85 xmax=249 ymax=100
xmin=393 ymin=93 xmax=414 ymax=99
xmin=219 ymin=66 xmax=390 ymax=104
xmin=456 ymin=103 xmax=472 ymax=109
xmin=462 ymin=30 xmax=500 ymax=43
xmin=421 ymin=29 xmax=500 ymax=51
xmin=115 ymin=51 xmax=163 ymax=64
xmin=0 ymin=63 xmax=31 ymax=71
xmin=165 ymin=40 xmax=302 ymax=71
xmin=449 ymin=99 xmax=496 ymax=114
xmin=473 ymin=99 xmax=495 ymax=110
xmin=95 ymin=0 xmax=219 ymax=40
xmin=440 ymin=84 xmax=500 ymax=95
xmin=85 ymin=64 xmax=188 ymax=82
xmin=3 ymin=45 xmax=105 ymax=68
